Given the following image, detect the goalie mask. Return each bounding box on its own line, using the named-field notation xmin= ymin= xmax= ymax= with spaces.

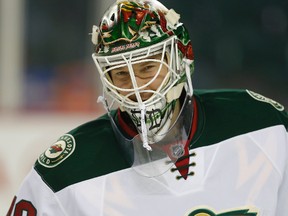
xmin=92 ymin=0 xmax=194 ymax=176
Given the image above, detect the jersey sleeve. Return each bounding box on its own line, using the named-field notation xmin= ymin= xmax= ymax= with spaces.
xmin=7 ymin=168 xmax=67 ymax=216
xmin=275 ymin=129 xmax=288 ymax=216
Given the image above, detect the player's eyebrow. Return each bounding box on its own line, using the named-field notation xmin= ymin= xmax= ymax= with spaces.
xmin=137 ymin=61 xmax=157 ymax=67
xmin=110 ymin=65 xmax=129 ymax=73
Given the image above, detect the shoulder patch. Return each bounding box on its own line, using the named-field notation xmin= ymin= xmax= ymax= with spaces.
xmin=186 ymin=207 xmax=258 ymax=216
xmin=38 ymin=134 xmax=76 ymax=168
xmin=246 ymin=90 xmax=284 ymax=111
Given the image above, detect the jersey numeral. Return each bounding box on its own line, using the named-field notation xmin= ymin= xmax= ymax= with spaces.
xmin=7 ymin=196 xmax=37 ymax=216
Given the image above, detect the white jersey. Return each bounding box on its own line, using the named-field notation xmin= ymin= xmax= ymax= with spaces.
xmin=7 ymin=90 xmax=288 ymax=216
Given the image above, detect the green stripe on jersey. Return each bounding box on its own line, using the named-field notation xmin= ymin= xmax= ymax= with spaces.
xmin=191 ymin=89 xmax=288 ymax=149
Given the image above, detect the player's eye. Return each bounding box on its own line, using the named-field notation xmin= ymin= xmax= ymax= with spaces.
xmin=144 ymin=65 xmax=155 ymax=71
xmin=138 ymin=63 xmax=159 ymax=77
xmin=115 ymin=71 xmax=129 ymax=76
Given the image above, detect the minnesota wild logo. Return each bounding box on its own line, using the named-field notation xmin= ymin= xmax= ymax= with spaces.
xmin=38 ymin=134 xmax=76 ymax=168
xmin=187 ymin=208 xmax=258 ymax=216
xmin=49 ymin=144 xmax=63 ymax=154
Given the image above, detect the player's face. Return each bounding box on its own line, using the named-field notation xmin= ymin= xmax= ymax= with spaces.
xmin=110 ymin=54 xmax=168 ymax=101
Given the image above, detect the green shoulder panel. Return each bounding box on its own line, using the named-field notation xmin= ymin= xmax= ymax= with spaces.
xmin=34 ymin=111 xmax=130 ymax=192
xmin=192 ymin=89 xmax=288 ymax=149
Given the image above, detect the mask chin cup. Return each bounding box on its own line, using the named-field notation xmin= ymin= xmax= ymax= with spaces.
xmin=109 ymin=94 xmax=193 ymax=177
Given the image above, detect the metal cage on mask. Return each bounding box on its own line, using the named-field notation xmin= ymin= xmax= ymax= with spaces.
xmin=93 ymin=36 xmax=193 ymax=151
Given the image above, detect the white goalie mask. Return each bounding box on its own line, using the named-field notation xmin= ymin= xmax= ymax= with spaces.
xmin=91 ymin=0 xmax=195 ymax=175
xmin=93 ymin=35 xmax=193 ymax=149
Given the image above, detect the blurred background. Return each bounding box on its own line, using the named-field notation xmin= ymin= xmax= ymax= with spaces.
xmin=0 ymin=0 xmax=287 ymax=214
